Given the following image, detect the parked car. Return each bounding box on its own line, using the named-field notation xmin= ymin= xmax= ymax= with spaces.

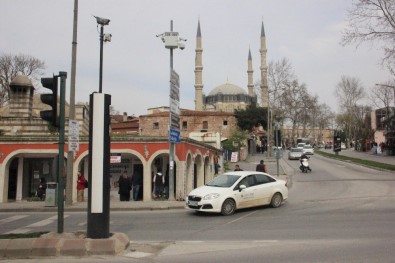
xmin=288 ymin=147 xmax=304 ymax=160
xmin=303 ymin=144 xmax=314 ymax=155
xmin=324 ymin=143 xmax=332 ymax=149
xmin=186 ymin=171 xmax=288 ymax=216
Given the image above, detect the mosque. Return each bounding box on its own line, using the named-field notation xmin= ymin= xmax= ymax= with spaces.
xmin=193 ymin=21 xmax=269 ymax=113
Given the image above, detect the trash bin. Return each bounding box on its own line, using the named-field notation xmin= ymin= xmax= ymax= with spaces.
xmin=45 ymin=182 xmax=57 ymax=207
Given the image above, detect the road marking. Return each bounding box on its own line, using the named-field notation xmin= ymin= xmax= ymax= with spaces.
xmin=3 ymin=215 xmax=70 ymax=234
xmin=223 ymin=210 xmax=258 ymax=226
xmin=0 ymin=215 xmax=29 ymax=225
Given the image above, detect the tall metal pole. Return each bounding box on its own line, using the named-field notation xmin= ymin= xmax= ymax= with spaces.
xmin=168 ymin=20 xmax=175 ymax=201
xmin=66 ymin=0 xmax=78 ymax=205
xmin=58 ymin=71 xmax=67 ymax=233
xmin=99 ymin=24 xmax=104 ymax=93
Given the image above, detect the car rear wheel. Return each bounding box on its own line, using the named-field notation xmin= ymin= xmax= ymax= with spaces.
xmin=270 ymin=193 xmax=283 ymax=208
xmin=221 ymin=198 xmax=236 ymax=216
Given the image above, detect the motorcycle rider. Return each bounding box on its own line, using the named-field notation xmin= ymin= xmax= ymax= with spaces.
xmin=300 ymin=153 xmax=312 ymax=172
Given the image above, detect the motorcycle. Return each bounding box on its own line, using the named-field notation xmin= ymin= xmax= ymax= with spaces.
xmin=300 ymin=157 xmax=312 ymax=173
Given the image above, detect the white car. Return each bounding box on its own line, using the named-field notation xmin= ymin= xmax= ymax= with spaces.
xmin=288 ymin=147 xmax=304 ymax=160
xmin=186 ymin=171 xmax=288 ymax=216
xmin=303 ymin=145 xmax=314 ymax=155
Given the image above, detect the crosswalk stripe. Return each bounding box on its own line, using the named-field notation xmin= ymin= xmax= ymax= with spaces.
xmin=2 ymin=215 xmax=70 ymax=234
xmin=0 ymin=215 xmax=29 ymax=225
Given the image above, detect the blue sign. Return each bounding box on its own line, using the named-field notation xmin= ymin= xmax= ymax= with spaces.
xmin=169 ymin=128 xmax=180 ymax=143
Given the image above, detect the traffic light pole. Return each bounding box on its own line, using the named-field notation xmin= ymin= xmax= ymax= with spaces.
xmin=57 ymin=72 xmax=67 ymax=233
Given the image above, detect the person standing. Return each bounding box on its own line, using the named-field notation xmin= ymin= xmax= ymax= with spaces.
xmin=37 ymin=177 xmax=47 ymax=201
xmin=234 ymin=164 xmax=243 ymax=171
xmin=256 ymin=160 xmax=268 ymax=173
xmin=213 ymin=152 xmax=219 ymax=175
xmin=118 ymin=170 xmax=131 ymax=201
xmin=153 ymin=172 xmax=165 ymax=199
xmin=131 ymin=167 xmax=142 ymax=201
xmin=77 ymin=172 xmax=87 ymax=202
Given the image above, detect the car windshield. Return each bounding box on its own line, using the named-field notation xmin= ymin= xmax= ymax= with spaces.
xmin=206 ymin=174 xmax=241 ymax=188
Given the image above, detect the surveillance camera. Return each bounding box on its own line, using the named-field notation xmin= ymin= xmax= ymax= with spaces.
xmin=178 ymin=42 xmax=185 ymax=50
xmin=104 ymin=33 xmax=112 ymax=42
xmin=94 ymin=16 xmax=110 ymax=26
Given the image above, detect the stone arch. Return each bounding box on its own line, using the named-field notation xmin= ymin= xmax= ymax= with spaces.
xmin=185 ymin=153 xmax=193 ymax=194
xmin=75 ymin=149 xmax=147 ymax=202
xmin=194 ymin=153 xmax=204 ymax=187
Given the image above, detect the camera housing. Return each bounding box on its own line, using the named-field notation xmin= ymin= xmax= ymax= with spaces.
xmin=94 ymin=16 xmax=110 ymax=26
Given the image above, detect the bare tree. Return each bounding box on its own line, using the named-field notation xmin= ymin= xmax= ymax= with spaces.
xmin=371 ymin=82 xmax=395 ymax=132
xmin=334 ymin=75 xmax=366 ymax=147
xmin=0 ymin=53 xmax=46 ymax=107
xmin=341 ymin=0 xmax=395 ymax=69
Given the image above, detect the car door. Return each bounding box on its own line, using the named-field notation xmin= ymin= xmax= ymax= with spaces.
xmin=234 ymin=175 xmax=257 ymax=209
xmin=254 ymin=174 xmax=276 ymax=205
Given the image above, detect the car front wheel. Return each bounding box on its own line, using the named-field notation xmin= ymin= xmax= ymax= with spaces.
xmin=221 ymin=198 xmax=236 ymax=216
xmin=270 ymin=193 xmax=283 ymax=208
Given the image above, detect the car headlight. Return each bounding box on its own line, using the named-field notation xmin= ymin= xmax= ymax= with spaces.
xmin=202 ymin=193 xmax=220 ymax=200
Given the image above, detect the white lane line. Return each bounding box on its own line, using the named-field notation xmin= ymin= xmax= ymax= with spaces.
xmin=3 ymin=215 xmax=70 ymax=234
xmin=0 ymin=215 xmax=29 ymax=225
xmin=223 ymin=210 xmax=258 ymax=226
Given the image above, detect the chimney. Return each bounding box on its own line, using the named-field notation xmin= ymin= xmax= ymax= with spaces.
xmin=123 ymin=112 xmax=127 ymax=122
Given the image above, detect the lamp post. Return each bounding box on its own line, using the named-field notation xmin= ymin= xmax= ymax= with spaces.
xmin=94 ymin=16 xmax=112 ymax=93
xmin=157 ymin=20 xmax=186 ymax=201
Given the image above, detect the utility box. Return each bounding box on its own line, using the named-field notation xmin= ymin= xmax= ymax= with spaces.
xmin=45 ymin=182 xmax=57 ymax=207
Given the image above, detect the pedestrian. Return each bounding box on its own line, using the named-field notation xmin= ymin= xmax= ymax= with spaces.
xmin=163 ymin=170 xmax=169 ymax=199
xmin=234 ymin=164 xmax=243 ymax=171
xmin=77 ymin=172 xmax=87 ymax=202
xmin=153 ymin=172 xmax=165 ymax=199
xmin=131 ymin=167 xmax=142 ymax=201
xmin=256 ymin=160 xmax=268 ymax=173
xmin=37 ymin=177 xmax=47 ymax=201
xmin=118 ymin=170 xmax=131 ymax=201
xmin=214 ymin=152 xmax=219 ymax=175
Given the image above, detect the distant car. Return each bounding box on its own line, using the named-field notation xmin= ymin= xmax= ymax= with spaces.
xmin=324 ymin=143 xmax=332 ymax=149
xmin=297 ymin=143 xmax=306 ymax=149
xmin=288 ymin=147 xmax=304 ymax=160
xmin=303 ymin=145 xmax=314 ymax=155
xmin=186 ymin=171 xmax=288 ymax=216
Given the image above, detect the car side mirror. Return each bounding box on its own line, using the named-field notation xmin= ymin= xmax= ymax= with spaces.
xmin=239 ymin=184 xmax=246 ymax=192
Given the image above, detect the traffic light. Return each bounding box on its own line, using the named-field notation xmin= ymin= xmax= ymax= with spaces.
xmin=274 ymin=129 xmax=282 ymax=147
xmin=40 ymin=76 xmax=58 ymax=127
xmin=333 ymin=135 xmax=341 ymax=152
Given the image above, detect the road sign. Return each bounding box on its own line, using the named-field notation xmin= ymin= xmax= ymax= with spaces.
xmin=68 ymin=120 xmax=79 ymax=152
xmin=169 ymin=128 xmax=180 ymax=143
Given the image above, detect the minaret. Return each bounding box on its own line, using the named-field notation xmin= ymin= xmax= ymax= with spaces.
xmin=260 ymin=21 xmax=268 ymax=108
xmin=194 ymin=20 xmax=204 ymax=111
xmin=247 ymin=48 xmax=255 ymax=98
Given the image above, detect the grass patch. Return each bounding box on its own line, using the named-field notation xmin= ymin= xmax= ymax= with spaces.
xmin=315 ymin=150 xmax=395 ymax=171
xmin=0 ymin=231 xmax=49 ymax=239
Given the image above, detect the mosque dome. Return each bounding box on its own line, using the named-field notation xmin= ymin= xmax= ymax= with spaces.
xmin=208 ymin=82 xmax=247 ymax=96
xmin=10 ymin=75 xmax=33 ymax=87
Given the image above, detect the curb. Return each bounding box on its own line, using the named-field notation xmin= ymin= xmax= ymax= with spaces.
xmin=0 ymin=232 xmax=129 ymax=259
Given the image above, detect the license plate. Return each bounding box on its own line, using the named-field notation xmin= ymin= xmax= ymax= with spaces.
xmin=188 ymin=201 xmax=198 ymax=206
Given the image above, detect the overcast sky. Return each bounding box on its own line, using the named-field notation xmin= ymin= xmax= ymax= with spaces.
xmin=1 ymin=0 xmax=391 ymax=116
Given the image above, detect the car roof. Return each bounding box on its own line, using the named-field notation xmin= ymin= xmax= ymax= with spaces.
xmin=223 ymin=170 xmax=275 ymax=179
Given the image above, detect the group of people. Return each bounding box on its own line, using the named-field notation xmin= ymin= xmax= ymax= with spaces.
xmin=234 ymin=159 xmax=268 ymax=173
xmin=118 ymin=170 xmax=143 ymax=201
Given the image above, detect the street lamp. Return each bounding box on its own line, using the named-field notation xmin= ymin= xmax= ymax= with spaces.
xmin=157 ymin=20 xmax=186 ymax=201
xmin=94 ymin=16 xmax=112 ymax=93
